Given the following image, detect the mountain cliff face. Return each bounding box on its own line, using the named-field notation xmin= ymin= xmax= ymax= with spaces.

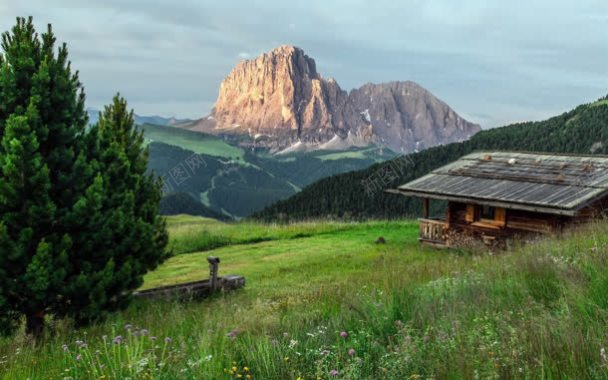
xmin=349 ymin=81 xmax=479 ymax=152
xmin=188 ymin=45 xmax=480 ymax=153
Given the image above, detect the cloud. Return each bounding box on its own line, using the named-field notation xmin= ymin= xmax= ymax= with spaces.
xmin=0 ymin=0 xmax=606 ymax=126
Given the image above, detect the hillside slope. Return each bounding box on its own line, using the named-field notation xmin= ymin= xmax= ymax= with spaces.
xmin=147 ymin=141 xmax=395 ymax=218
xmin=253 ymin=97 xmax=608 ymax=220
xmin=158 ymin=193 xmax=226 ymax=220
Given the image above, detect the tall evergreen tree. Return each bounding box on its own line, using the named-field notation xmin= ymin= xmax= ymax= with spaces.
xmin=0 ymin=17 xmax=168 ymax=337
xmin=59 ymin=95 xmax=169 ymax=325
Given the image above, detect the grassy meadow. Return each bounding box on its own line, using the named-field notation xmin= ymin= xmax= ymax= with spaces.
xmin=141 ymin=124 xmax=245 ymax=160
xmin=2 ymin=216 xmax=608 ymax=379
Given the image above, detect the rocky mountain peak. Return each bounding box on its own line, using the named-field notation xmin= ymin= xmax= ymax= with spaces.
xmin=189 ymin=46 xmax=481 ymax=153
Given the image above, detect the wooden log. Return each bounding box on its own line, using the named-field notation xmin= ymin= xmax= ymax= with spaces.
xmin=133 ymin=256 xmax=245 ymax=301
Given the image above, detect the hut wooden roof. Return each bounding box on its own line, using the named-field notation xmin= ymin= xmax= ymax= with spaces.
xmin=393 ymin=151 xmax=608 ymax=216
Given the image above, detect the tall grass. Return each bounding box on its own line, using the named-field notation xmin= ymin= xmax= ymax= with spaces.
xmin=2 ymin=218 xmax=608 ymax=378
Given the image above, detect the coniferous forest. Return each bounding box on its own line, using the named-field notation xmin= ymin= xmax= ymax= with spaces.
xmin=253 ymin=99 xmax=608 ymax=221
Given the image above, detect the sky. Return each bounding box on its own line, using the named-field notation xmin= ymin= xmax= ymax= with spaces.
xmin=1 ymin=1 xmax=607 ymax=128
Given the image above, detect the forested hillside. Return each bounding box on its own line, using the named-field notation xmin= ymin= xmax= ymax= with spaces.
xmin=147 ymin=140 xmax=395 ymax=218
xmin=253 ymin=97 xmax=608 ymax=221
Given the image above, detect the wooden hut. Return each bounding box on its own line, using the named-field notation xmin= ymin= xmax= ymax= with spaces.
xmin=389 ymin=152 xmax=608 ymax=248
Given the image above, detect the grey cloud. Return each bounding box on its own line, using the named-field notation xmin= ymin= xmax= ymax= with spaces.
xmin=1 ymin=0 xmax=607 ymax=126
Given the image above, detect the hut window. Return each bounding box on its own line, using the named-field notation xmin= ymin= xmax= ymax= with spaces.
xmin=480 ymin=205 xmax=495 ymax=220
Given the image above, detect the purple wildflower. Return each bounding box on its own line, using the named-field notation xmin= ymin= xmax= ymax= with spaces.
xmin=164 ymin=337 xmax=172 ymax=343
xmin=124 ymin=324 xmax=132 ymax=331
xmin=62 ymin=344 xmax=68 ymax=352
xmin=150 ymin=336 xmax=157 ymax=341
xmin=112 ymin=335 xmax=122 ymax=345
xmin=348 ymin=348 xmax=356 ymax=357
xmin=340 ymin=331 xmax=348 ymax=338
xmin=329 ymin=369 xmax=339 ymax=377
xmin=140 ymin=329 xmax=149 ymax=336
xmin=227 ymin=329 xmax=240 ymax=340
xmin=75 ymin=354 xmax=82 ymax=361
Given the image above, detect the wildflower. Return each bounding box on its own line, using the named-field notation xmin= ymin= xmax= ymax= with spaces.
xmin=244 ymin=367 xmax=249 ymax=372
xmin=112 ymin=336 xmax=122 ymax=345
xmin=283 ymin=357 xmax=289 ymax=362
xmin=140 ymin=329 xmax=149 ymax=336
xmin=283 ymin=332 xmax=289 ymax=338
xmin=150 ymin=336 xmax=157 ymax=341
xmin=164 ymin=337 xmax=172 ymax=343
xmin=62 ymin=344 xmax=68 ymax=352
xmin=75 ymin=354 xmax=82 ymax=361
xmin=340 ymin=331 xmax=348 ymax=338
xmin=227 ymin=329 xmax=240 ymax=339
xmin=232 ymin=366 xmax=238 ymax=372
xmin=124 ymin=324 xmax=132 ymax=330
xmin=601 ymin=347 xmax=607 ymax=363
xmin=246 ymin=375 xmax=252 ymax=379
xmin=329 ymin=369 xmax=339 ymax=377
xmin=348 ymin=348 xmax=356 ymax=357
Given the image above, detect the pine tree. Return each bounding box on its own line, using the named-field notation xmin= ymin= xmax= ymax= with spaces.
xmin=0 ymin=17 xmax=87 ymax=336
xmin=0 ymin=17 xmax=168 ymax=337
xmin=59 ymin=95 xmax=169 ymax=325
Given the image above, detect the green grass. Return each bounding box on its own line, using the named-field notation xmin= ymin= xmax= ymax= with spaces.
xmin=141 ymin=123 xmax=244 ymax=159
xmin=149 ymin=218 xmax=421 ymax=290
xmin=590 ymin=98 xmax=608 ymax=108
xmin=314 ymin=147 xmax=395 ymax=161
xmin=165 ymin=214 xmax=356 ymax=256
xmin=316 ymin=150 xmax=369 ymax=161
xmin=2 ymin=216 xmax=608 ymax=379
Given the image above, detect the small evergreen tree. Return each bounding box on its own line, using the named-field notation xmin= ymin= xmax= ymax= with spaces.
xmin=59 ymin=95 xmax=169 ymax=326
xmin=0 ymin=17 xmax=168 ymax=337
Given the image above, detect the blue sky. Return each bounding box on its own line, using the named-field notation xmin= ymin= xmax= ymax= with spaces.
xmin=2 ymin=0 xmax=607 ymax=127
